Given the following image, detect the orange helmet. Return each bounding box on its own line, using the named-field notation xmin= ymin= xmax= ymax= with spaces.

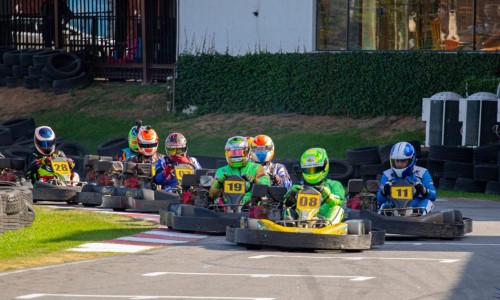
xmin=137 ymin=126 xmax=159 ymax=156
xmin=250 ymin=134 xmax=274 ymax=163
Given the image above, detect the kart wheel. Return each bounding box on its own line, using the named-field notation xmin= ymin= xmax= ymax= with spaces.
xmin=113 ymin=208 xmax=126 ymax=212
xmin=82 ymin=203 xmax=98 ymax=207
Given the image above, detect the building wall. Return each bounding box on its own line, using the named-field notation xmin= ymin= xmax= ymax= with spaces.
xmin=178 ymin=0 xmax=315 ymax=55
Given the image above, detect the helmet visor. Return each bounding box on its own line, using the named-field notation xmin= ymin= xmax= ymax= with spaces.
xmin=138 ymin=142 xmax=158 ymax=149
xmin=302 ymin=163 xmax=326 ymax=175
xmin=252 ymin=146 xmax=272 ymax=153
xmin=167 ymin=147 xmax=187 ymax=155
xmin=36 ymin=139 xmax=55 ymax=149
xmin=226 ymin=149 xmax=247 ymax=157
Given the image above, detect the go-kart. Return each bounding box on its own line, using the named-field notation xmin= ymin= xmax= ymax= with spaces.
xmin=101 ymin=161 xmax=179 ymax=212
xmin=160 ymin=174 xmax=251 ymax=234
xmin=76 ymin=155 xmax=122 ymax=207
xmin=346 ymin=179 xmax=473 ymax=239
xmin=226 ymin=185 xmax=385 ymax=251
xmin=30 ymin=156 xmax=84 ymax=204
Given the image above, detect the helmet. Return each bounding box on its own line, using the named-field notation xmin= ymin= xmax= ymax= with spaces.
xmin=137 ymin=126 xmax=159 ymax=156
xmin=250 ymin=134 xmax=274 ymax=163
xmin=34 ymin=126 xmax=56 ymax=155
xmin=390 ymin=142 xmax=416 ymax=178
xmin=225 ymin=136 xmax=250 ymax=168
xmin=300 ymin=148 xmax=329 ymax=185
xmin=165 ymin=133 xmax=187 ymax=157
xmin=128 ymin=126 xmax=142 ymax=153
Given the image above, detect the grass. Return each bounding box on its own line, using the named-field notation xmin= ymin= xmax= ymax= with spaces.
xmin=438 ymin=190 xmax=500 ymax=200
xmin=0 ymin=206 xmax=157 ymax=272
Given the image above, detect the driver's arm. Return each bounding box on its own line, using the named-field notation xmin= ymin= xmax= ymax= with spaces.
xmin=421 ymin=171 xmax=437 ymax=201
xmin=377 ymin=175 xmax=390 ymax=205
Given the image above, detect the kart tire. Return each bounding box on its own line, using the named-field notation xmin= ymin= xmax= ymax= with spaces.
xmin=2 ymin=147 xmax=32 ymax=160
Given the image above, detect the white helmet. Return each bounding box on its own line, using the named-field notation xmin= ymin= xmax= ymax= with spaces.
xmin=390 ymin=142 xmax=416 ymax=178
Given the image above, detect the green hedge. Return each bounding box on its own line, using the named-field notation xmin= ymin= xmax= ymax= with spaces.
xmin=176 ymin=52 xmax=500 ymax=117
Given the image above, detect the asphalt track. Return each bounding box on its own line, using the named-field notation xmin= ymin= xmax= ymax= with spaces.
xmin=1 ymin=198 xmax=499 ymax=300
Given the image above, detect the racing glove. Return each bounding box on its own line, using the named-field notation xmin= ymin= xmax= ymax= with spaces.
xmin=215 ymin=173 xmax=229 ymax=189
xmin=241 ymin=174 xmax=254 ymax=183
xmin=414 ymin=182 xmax=428 ymax=196
xmin=284 ymin=184 xmax=303 ymax=205
xmin=381 ymin=182 xmax=391 ymax=196
xmin=162 ymin=164 xmax=174 ymax=179
xmin=269 ymin=174 xmax=282 ymax=186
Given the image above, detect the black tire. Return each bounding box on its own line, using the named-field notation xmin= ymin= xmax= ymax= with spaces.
xmin=2 ymin=147 xmax=32 ymax=160
xmin=57 ymin=141 xmax=88 ymax=157
xmin=45 ymin=52 xmax=83 ymax=80
xmin=327 ymin=159 xmax=354 ymax=185
xmin=5 ymin=76 xmax=21 ymax=88
xmin=12 ymin=65 xmax=29 ymax=79
xmin=0 ymin=46 xmax=15 ymax=64
xmin=428 ymin=145 xmax=473 ymax=163
xmin=438 ymin=178 xmax=455 ymax=190
xmin=53 ymin=72 xmax=90 ymax=95
xmin=378 ymin=144 xmax=392 ymax=164
xmin=442 ymin=162 xmax=474 ymax=179
xmin=19 ymin=49 xmax=46 ymax=67
xmin=3 ymin=50 xmax=21 ymax=67
xmin=0 ymin=64 xmax=13 ymax=77
xmin=473 ymin=144 xmax=500 ymax=164
xmin=39 ymin=78 xmax=53 ymax=92
xmin=23 ymin=76 xmax=39 ymax=89
xmin=0 ymin=126 xmax=13 ymax=146
xmin=454 ymin=178 xmax=487 ymax=193
xmin=473 ymin=164 xmax=499 ymax=182
xmin=427 ymin=159 xmax=445 ymax=179
xmin=97 ymin=137 xmax=128 ymax=157
xmin=346 ymin=146 xmax=381 ymax=165
xmin=28 ymin=65 xmax=43 ymax=78
xmin=485 ymin=181 xmax=500 ymax=195
xmin=32 ymin=50 xmax=63 ymax=68
xmin=1 ymin=117 xmax=36 ymax=140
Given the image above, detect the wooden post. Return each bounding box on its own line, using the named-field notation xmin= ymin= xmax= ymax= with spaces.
xmin=141 ymin=0 xmax=149 ymax=84
xmin=54 ymin=0 xmax=60 ymax=48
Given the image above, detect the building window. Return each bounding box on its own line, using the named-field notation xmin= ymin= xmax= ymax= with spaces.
xmin=317 ymin=0 xmax=500 ymax=51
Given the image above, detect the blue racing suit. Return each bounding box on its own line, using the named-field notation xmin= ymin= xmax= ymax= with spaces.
xmin=154 ymin=156 xmax=202 ymax=191
xmin=377 ymin=166 xmax=437 ymax=214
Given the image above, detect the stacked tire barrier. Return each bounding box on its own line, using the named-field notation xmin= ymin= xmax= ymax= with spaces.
xmin=0 ymin=47 xmax=90 ymax=94
xmin=431 ymin=144 xmax=500 ymax=195
xmin=0 ymin=182 xmax=35 ymax=234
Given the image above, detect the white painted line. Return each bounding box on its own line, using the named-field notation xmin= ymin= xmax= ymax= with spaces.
xmin=249 ymin=254 xmax=460 ymax=264
xmin=0 ymin=258 xmax=109 ymax=277
xmin=17 ymin=294 xmax=274 ymax=300
xmin=385 ymin=242 xmax=500 ymax=246
xmin=68 ymin=243 xmax=156 ymax=253
xmin=115 ymin=237 xmax=189 ymax=244
xmin=142 ymin=271 xmax=373 ymax=281
xmin=143 ymin=230 xmax=207 ymax=239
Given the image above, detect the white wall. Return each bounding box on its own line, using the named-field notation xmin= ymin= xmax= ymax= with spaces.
xmin=178 ymin=0 xmax=315 ymax=55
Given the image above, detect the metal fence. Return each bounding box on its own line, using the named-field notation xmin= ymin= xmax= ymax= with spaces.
xmin=0 ymin=0 xmax=176 ymax=81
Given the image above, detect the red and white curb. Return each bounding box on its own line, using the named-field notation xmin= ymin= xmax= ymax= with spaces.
xmin=46 ymin=205 xmax=207 ymax=253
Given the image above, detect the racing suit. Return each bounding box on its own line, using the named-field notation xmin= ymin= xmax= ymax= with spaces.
xmin=285 ymin=178 xmax=345 ymax=224
xmin=154 ymin=155 xmax=202 ymax=192
xmin=377 ymin=166 xmax=437 ymax=214
xmin=209 ymin=161 xmax=271 ymax=204
xmin=26 ymin=150 xmax=71 ymax=183
xmin=261 ymin=161 xmax=292 ymax=188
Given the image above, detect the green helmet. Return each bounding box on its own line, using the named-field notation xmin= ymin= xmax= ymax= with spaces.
xmin=225 ymin=136 xmax=250 ymax=168
xmin=300 ymin=148 xmax=329 ymax=184
xmin=128 ymin=126 xmax=142 ymax=153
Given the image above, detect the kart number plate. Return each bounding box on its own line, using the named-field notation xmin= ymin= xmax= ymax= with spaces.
xmin=175 ymin=167 xmax=194 ymax=184
xmin=224 ymin=180 xmax=245 ymax=194
xmin=296 ymin=192 xmax=321 ymax=210
xmin=51 ymin=161 xmax=71 ymax=176
xmin=391 ymin=185 xmax=412 ymax=200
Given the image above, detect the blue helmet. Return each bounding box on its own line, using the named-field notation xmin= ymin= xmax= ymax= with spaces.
xmin=34 ymin=126 xmax=56 ymax=155
xmin=390 ymin=142 xmax=416 ymax=178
